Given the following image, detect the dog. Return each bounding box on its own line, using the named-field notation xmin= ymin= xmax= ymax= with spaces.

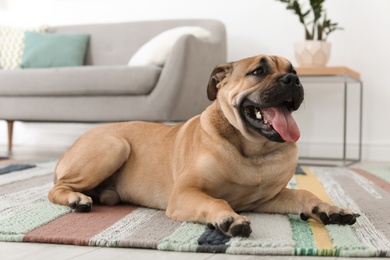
xmin=48 ymin=54 xmax=358 ymax=237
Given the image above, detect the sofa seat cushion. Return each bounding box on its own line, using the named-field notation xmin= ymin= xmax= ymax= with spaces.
xmin=0 ymin=65 xmax=161 ymax=96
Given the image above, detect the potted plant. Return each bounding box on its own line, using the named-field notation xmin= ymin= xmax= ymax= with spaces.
xmin=276 ymin=0 xmax=342 ymax=67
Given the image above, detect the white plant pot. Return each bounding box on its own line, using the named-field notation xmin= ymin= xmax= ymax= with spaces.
xmin=294 ymin=40 xmax=331 ymax=67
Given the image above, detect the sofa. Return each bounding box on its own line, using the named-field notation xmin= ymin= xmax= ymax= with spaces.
xmin=0 ymin=19 xmax=227 ymax=151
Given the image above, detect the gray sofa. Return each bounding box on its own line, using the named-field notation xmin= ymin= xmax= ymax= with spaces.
xmin=0 ymin=19 xmax=227 ymax=151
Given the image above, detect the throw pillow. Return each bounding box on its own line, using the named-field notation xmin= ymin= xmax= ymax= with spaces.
xmin=0 ymin=25 xmax=48 ymax=70
xmin=21 ymin=32 xmax=90 ymax=68
xmin=128 ymin=26 xmax=211 ymax=67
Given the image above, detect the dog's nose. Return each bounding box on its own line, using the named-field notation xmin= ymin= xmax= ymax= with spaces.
xmin=280 ymin=74 xmax=300 ymax=86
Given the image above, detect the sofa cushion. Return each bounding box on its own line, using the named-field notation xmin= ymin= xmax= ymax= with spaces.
xmin=0 ymin=25 xmax=48 ymax=70
xmin=21 ymin=32 xmax=90 ymax=68
xmin=128 ymin=26 xmax=211 ymax=67
xmin=0 ymin=65 xmax=161 ymax=96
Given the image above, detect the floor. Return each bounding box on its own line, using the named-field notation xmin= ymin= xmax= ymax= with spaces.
xmin=0 ymin=144 xmax=388 ymax=260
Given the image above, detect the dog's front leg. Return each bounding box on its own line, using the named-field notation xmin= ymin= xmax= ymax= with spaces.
xmin=255 ymin=188 xmax=359 ymax=225
xmin=166 ymin=187 xmax=252 ymax=237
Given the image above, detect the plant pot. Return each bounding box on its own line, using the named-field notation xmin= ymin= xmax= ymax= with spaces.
xmin=294 ymin=40 xmax=331 ymax=67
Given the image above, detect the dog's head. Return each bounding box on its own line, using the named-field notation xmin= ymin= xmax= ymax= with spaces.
xmin=207 ymin=54 xmax=304 ymax=143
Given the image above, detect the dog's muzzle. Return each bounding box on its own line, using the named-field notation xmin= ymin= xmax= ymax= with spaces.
xmin=240 ymin=74 xmax=304 ymax=143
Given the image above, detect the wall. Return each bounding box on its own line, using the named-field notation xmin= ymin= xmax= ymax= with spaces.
xmin=1 ymin=0 xmax=389 ymax=161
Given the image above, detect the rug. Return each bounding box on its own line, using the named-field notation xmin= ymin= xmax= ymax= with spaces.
xmin=1 ymin=161 xmax=390 ymax=257
xmin=0 ymin=156 xmax=9 ymax=161
xmin=0 ymin=163 xmax=35 ymax=175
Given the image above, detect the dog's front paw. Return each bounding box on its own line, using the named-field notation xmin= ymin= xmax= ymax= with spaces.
xmin=300 ymin=203 xmax=359 ymax=225
xmin=207 ymin=214 xmax=252 ymax=237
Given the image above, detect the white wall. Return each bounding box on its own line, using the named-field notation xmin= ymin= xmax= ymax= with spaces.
xmin=1 ymin=0 xmax=389 ymax=161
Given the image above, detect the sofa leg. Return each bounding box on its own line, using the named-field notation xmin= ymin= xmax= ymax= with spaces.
xmin=7 ymin=120 xmax=14 ymax=151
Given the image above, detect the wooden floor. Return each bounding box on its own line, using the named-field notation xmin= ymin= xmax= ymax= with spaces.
xmin=0 ymin=145 xmax=388 ymax=260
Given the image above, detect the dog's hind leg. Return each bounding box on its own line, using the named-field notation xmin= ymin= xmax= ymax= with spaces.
xmin=48 ymin=133 xmax=131 ymax=212
xmin=99 ymin=188 xmax=120 ymax=206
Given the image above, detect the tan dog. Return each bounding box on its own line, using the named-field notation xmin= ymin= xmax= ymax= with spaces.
xmin=48 ymin=54 xmax=358 ymax=237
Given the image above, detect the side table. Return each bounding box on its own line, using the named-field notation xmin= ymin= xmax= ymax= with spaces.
xmin=295 ymin=67 xmax=363 ymax=166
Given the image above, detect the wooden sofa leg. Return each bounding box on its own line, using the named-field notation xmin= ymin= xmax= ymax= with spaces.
xmin=7 ymin=120 xmax=14 ymax=151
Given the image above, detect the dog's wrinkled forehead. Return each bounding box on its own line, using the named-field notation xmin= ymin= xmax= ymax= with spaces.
xmin=234 ymin=55 xmax=294 ymax=76
xmin=206 ymin=54 xmax=296 ymax=101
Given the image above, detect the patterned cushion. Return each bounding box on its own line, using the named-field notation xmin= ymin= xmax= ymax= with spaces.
xmin=0 ymin=25 xmax=48 ymax=70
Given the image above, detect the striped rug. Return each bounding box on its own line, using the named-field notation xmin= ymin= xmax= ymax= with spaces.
xmin=1 ymin=161 xmax=389 ymax=257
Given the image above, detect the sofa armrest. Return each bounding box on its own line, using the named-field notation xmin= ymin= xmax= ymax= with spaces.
xmin=148 ymin=25 xmax=227 ymax=121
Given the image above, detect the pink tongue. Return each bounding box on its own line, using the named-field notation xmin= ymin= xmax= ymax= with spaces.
xmin=262 ymin=106 xmax=300 ymax=142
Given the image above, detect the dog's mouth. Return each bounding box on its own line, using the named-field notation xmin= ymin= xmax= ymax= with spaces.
xmin=240 ymin=98 xmax=300 ymax=143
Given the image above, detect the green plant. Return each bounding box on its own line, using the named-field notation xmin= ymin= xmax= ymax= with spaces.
xmin=276 ymin=0 xmax=342 ymax=41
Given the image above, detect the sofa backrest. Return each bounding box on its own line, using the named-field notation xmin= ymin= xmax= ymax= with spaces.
xmin=49 ymin=19 xmax=226 ymax=66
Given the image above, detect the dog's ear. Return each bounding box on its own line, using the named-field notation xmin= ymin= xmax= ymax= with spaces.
xmin=207 ymin=63 xmax=232 ymax=101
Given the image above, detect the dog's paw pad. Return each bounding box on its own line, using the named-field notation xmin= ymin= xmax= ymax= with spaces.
xmin=206 ymin=223 xmax=216 ymax=230
xmin=69 ymin=201 xmax=92 ymax=212
xmin=300 ymin=213 xmax=310 ymax=221
xmin=218 ymin=217 xmax=234 ymax=232
xmin=76 ymin=202 xmax=92 ymax=213
xmin=230 ymin=221 xmax=251 ymax=237
xmin=69 ymin=202 xmax=77 ymax=209
xmin=329 ymin=213 xmax=341 ymax=223
xmin=314 ymin=205 xmax=359 ymax=225
xmin=304 ymin=203 xmax=360 ymax=226
xmin=68 ymin=193 xmax=93 ymax=213
xmin=320 ymin=212 xmax=331 ymax=224
xmin=340 ymin=213 xmax=359 ymax=225
xmin=214 ymin=216 xmax=252 ymax=237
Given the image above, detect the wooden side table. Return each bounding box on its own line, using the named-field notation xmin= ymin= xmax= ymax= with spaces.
xmin=295 ymin=66 xmax=363 ymax=166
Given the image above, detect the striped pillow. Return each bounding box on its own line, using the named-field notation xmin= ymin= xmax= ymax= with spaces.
xmin=0 ymin=25 xmax=48 ymax=70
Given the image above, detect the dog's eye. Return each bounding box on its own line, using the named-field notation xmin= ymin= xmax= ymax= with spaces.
xmin=292 ymin=69 xmax=297 ymax=75
xmin=252 ymin=67 xmax=264 ymax=76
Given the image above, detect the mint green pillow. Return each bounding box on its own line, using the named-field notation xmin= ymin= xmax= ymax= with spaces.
xmin=21 ymin=32 xmax=89 ymax=68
